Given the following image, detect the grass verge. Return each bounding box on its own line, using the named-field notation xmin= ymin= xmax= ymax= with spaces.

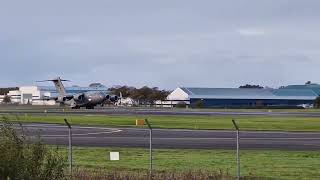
xmin=5 ymin=114 xmax=320 ymax=131
xmin=56 ymin=146 xmax=320 ymax=180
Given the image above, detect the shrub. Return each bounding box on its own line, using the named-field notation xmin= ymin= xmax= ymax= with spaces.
xmin=72 ymin=169 xmax=260 ymax=180
xmin=0 ymin=118 xmax=66 ymax=180
xmin=193 ymin=100 xmax=204 ymax=108
xmin=176 ymin=102 xmax=187 ymax=108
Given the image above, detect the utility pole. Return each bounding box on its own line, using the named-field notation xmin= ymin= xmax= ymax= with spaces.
xmin=144 ymin=119 xmax=153 ymax=178
xmin=64 ymin=118 xmax=72 ymax=177
xmin=232 ymin=119 xmax=240 ymax=180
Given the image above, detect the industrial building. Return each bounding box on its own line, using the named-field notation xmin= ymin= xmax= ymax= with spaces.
xmin=0 ymin=86 xmax=108 ymax=105
xmin=166 ymin=84 xmax=320 ymax=108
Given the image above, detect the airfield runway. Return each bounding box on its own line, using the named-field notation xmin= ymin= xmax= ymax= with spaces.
xmin=3 ymin=107 xmax=320 ymax=117
xmin=15 ymin=123 xmax=320 ymax=150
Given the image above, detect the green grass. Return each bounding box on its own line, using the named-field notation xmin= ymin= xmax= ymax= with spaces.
xmin=56 ymin=146 xmax=320 ymax=180
xmin=5 ymin=114 xmax=320 ymax=131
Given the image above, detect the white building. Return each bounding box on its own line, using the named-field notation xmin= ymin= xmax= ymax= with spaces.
xmin=151 ymin=88 xmax=191 ymax=108
xmin=0 ymin=95 xmax=4 ymax=103
xmin=167 ymin=88 xmax=190 ymax=101
xmin=1 ymin=86 xmax=56 ymax=105
xmin=7 ymin=89 xmax=21 ymax=104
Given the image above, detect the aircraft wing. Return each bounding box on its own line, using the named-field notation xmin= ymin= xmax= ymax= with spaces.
xmin=41 ymin=95 xmax=74 ymax=101
xmin=42 ymin=96 xmax=58 ymax=101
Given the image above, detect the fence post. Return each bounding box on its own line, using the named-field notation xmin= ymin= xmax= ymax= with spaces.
xmin=145 ymin=119 xmax=153 ymax=178
xmin=64 ymin=118 xmax=72 ymax=177
xmin=232 ymin=119 xmax=240 ymax=180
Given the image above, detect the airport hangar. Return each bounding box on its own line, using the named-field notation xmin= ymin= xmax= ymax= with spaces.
xmin=165 ymin=84 xmax=320 ymax=108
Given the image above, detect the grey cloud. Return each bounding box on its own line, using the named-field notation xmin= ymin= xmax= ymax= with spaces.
xmin=1 ymin=0 xmax=320 ymax=88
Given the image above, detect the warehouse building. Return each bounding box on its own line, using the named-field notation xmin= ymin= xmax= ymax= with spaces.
xmin=0 ymin=85 xmax=108 ymax=105
xmin=166 ymin=84 xmax=320 ymax=108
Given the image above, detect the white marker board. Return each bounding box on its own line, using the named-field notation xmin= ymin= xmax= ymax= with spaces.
xmin=110 ymin=152 xmax=120 ymax=161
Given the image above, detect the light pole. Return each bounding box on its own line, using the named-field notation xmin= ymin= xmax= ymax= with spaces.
xmin=232 ymin=119 xmax=240 ymax=180
xmin=64 ymin=118 xmax=72 ymax=177
xmin=144 ymin=119 xmax=153 ymax=178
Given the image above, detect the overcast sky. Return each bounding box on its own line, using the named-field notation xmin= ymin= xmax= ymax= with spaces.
xmin=1 ymin=0 xmax=319 ymax=89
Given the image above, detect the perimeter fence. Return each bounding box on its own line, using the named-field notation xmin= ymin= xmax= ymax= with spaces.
xmin=1 ymin=114 xmax=320 ymax=179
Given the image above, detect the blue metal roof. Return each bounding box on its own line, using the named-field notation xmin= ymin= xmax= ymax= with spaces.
xmin=281 ymin=84 xmax=320 ymax=95
xmin=180 ymin=87 xmax=318 ymax=100
xmin=271 ymin=89 xmax=317 ymax=97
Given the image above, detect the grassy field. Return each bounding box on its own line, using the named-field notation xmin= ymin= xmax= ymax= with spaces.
xmin=4 ymin=114 xmax=320 ymax=131
xmin=56 ymin=146 xmax=320 ymax=180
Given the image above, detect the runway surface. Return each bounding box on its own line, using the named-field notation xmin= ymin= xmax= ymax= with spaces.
xmin=3 ymin=107 xmax=320 ymax=117
xmin=14 ymin=123 xmax=320 ymax=150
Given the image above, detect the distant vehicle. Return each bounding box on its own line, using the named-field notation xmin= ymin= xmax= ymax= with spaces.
xmin=37 ymin=77 xmax=119 ymax=109
xmin=297 ymin=104 xmax=314 ymax=109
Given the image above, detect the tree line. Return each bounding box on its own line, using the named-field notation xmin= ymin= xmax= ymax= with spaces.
xmin=108 ymin=86 xmax=171 ymax=105
xmin=239 ymin=84 xmax=263 ymax=89
xmin=0 ymin=87 xmax=18 ymax=95
xmin=0 ymin=88 xmax=18 ymax=104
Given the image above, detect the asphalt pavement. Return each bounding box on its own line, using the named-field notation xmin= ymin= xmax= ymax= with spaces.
xmin=14 ymin=123 xmax=320 ymax=150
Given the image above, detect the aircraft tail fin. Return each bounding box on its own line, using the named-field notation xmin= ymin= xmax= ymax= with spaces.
xmin=37 ymin=77 xmax=69 ymax=97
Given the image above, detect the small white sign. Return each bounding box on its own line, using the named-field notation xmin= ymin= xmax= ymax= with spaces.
xmin=110 ymin=152 xmax=120 ymax=161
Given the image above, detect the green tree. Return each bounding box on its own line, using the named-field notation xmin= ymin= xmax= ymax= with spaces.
xmin=239 ymin=84 xmax=263 ymax=89
xmin=109 ymin=85 xmax=170 ymax=105
xmin=176 ymin=101 xmax=187 ymax=108
xmin=133 ymin=86 xmax=153 ymax=104
xmin=108 ymin=85 xmax=136 ymax=97
xmin=0 ymin=87 xmax=18 ymax=95
xmin=2 ymin=95 xmax=11 ymax=104
xmin=314 ymin=97 xmax=320 ymax=108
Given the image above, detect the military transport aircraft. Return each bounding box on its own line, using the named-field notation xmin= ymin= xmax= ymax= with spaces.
xmin=37 ymin=77 xmax=119 ymax=109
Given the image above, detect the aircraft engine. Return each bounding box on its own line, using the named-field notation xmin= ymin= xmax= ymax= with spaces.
xmin=105 ymin=94 xmax=110 ymax=100
xmin=109 ymin=95 xmax=118 ymax=102
xmin=62 ymin=95 xmax=74 ymax=101
xmin=73 ymin=93 xmax=85 ymax=101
